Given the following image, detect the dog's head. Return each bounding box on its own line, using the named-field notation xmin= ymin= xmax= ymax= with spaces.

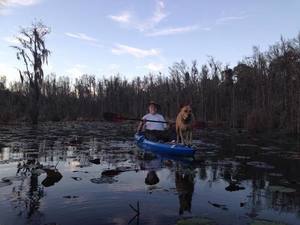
xmin=180 ymin=105 xmax=193 ymax=121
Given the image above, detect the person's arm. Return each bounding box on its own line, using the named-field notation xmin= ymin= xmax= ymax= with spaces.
xmin=137 ymin=115 xmax=146 ymax=133
xmin=137 ymin=121 xmax=144 ymax=133
xmin=161 ymin=115 xmax=167 ymax=130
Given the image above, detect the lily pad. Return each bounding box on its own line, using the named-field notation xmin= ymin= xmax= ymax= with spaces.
xmin=0 ymin=180 xmax=12 ymax=188
xmin=2 ymin=176 xmax=24 ymax=182
xmin=250 ymin=219 xmax=287 ymax=225
xmin=63 ymin=195 xmax=79 ymax=199
xmin=90 ymin=177 xmax=117 ymax=184
xmin=268 ymin=173 xmax=283 ymax=177
xmin=237 ymin=144 xmax=259 ymax=148
xmin=177 ymin=217 xmax=216 ymax=225
xmin=246 ymin=161 xmax=274 ymax=169
xmin=101 ymin=169 xmax=123 ymax=177
xmin=225 ymin=183 xmax=245 ymax=192
xmin=269 ymin=185 xmax=296 ymax=193
xmin=235 ymin=155 xmax=251 ymax=160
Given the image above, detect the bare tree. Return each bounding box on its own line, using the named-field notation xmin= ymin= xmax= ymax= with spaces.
xmin=12 ymin=21 xmax=50 ymax=124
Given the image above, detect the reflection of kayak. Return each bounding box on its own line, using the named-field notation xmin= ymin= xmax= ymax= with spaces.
xmin=134 ymin=134 xmax=195 ymax=156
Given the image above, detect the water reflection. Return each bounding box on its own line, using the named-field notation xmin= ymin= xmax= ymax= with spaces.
xmin=0 ymin=122 xmax=299 ymax=225
xmin=41 ymin=168 xmax=63 ymax=187
xmin=10 ymin=166 xmax=45 ymax=221
xmin=0 ymin=147 xmax=24 ymax=162
xmin=175 ymin=166 xmax=195 ymax=215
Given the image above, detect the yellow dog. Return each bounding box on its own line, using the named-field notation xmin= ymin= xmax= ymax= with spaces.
xmin=176 ymin=105 xmax=195 ymax=145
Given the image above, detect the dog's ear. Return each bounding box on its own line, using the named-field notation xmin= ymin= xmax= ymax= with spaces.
xmin=180 ymin=102 xmax=191 ymax=109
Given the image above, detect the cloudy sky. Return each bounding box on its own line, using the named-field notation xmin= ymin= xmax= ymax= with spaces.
xmin=0 ymin=0 xmax=299 ymax=83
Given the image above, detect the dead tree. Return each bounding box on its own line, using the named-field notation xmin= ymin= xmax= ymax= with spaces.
xmin=12 ymin=21 xmax=50 ymax=124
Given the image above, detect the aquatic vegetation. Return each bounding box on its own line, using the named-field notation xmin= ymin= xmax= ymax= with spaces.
xmin=246 ymin=161 xmax=275 ymax=169
xmin=90 ymin=177 xmax=118 ymax=184
xmin=0 ymin=180 xmax=12 ymax=188
xmin=250 ymin=219 xmax=287 ymax=225
xmin=0 ymin=122 xmax=299 ymax=225
xmin=268 ymin=185 xmax=296 ymax=193
xmin=177 ymin=217 xmax=217 ymax=225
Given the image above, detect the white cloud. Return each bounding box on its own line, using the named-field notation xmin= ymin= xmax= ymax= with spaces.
xmin=65 ymin=64 xmax=87 ymax=77
xmin=146 ymin=25 xmax=203 ymax=37
xmin=153 ymin=0 xmax=166 ymax=23
xmin=65 ymin=32 xmax=98 ymax=42
xmin=216 ymin=15 xmax=248 ymax=24
xmin=89 ymin=43 xmax=104 ymax=48
xmin=0 ymin=61 xmax=55 ymax=83
xmin=99 ymin=64 xmax=120 ymax=75
xmin=108 ymin=0 xmax=168 ymax=32
xmin=0 ymin=0 xmax=41 ymax=8
xmin=145 ymin=63 xmax=164 ymax=71
xmin=108 ymin=0 xmax=206 ymax=38
xmin=0 ymin=0 xmax=40 ymax=16
xmin=0 ymin=0 xmax=40 ymax=6
xmin=111 ymin=44 xmax=160 ymax=58
xmin=2 ymin=36 xmax=19 ymax=44
xmin=2 ymin=33 xmax=36 ymax=45
xmin=137 ymin=0 xmax=167 ymax=31
xmin=108 ymin=11 xmax=131 ymax=24
xmin=107 ymin=63 xmax=120 ymax=71
xmin=0 ymin=63 xmax=19 ymax=83
xmin=43 ymin=62 xmax=53 ymax=74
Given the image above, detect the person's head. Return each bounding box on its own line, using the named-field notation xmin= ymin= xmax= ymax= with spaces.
xmin=148 ymin=101 xmax=160 ymax=115
xmin=145 ymin=170 xmax=159 ymax=185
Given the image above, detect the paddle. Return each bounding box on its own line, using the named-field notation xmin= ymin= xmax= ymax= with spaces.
xmin=103 ymin=112 xmax=206 ymax=129
xmin=103 ymin=112 xmax=171 ymax=124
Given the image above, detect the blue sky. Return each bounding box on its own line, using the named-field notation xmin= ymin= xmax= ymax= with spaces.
xmin=0 ymin=0 xmax=300 ymax=83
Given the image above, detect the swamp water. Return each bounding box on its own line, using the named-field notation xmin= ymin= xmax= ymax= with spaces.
xmin=0 ymin=122 xmax=299 ymax=225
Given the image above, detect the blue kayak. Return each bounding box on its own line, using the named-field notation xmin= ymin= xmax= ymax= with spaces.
xmin=134 ymin=134 xmax=195 ymax=156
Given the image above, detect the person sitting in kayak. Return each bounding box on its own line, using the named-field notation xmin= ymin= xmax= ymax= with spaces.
xmin=137 ymin=101 xmax=172 ymax=142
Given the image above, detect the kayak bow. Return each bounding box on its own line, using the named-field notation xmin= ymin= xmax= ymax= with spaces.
xmin=134 ymin=134 xmax=195 ymax=156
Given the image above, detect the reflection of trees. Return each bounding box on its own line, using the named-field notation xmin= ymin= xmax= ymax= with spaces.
xmin=175 ymin=166 xmax=195 ymax=215
xmin=266 ymin=189 xmax=300 ymax=213
xmin=27 ymin=173 xmax=44 ymax=218
xmin=10 ymin=173 xmax=44 ymax=221
xmin=196 ymin=158 xmax=300 ymax=218
xmin=198 ymin=165 xmax=207 ymax=180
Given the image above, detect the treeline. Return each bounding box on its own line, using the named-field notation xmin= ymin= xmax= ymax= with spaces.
xmin=1 ymin=34 xmax=300 ymax=134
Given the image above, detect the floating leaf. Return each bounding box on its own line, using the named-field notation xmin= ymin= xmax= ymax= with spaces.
xmin=237 ymin=144 xmax=259 ymax=148
xmin=268 ymin=173 xmax=283 ymax=177
xmin=63 ymin=195 xmax=79 ymax=199
xmin=250 ymin=219 xmax=287 ymax=225
xmin=246 ymin=161 xmax=274 ymax=169
xmin=225 ymin=183 xmax=245 ymax=192
xmin=269 ymin=185 xmax=296 ymax=193
xmin=235 ymin=155 xmax=251 ymax=160
xmin=71 ymin=177 xmax=82 ymax=181
xmin=0 ymin=180 xmax=12 ymax=188
xmin=177 ymin=217 xmax=216 ymax=225
xmin=2 ymin=176 xmax=24 ymax=182
xmin=90 ymin=177 xmax=117 ymax=184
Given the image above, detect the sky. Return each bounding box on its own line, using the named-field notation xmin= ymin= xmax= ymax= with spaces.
xmin=0 ymin=0 xmax=300 ymax=84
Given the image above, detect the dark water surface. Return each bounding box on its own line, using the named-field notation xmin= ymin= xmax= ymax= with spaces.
xmin=0 ymin=122 xmax=299 ymax=225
